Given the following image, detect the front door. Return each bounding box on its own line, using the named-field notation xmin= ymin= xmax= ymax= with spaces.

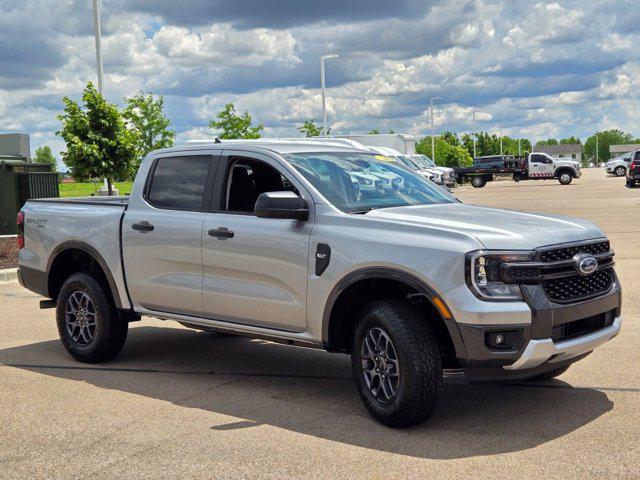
xmin=529 ymin=153 xmax=554 ymax=177
xmin=122 ymin=153 xmax=217 ymax=317
xmin=201 ymin=151 xmax=312 ymax=332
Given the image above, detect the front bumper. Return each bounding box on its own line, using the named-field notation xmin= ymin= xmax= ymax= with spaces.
xmin=454 ymin=273 xmax=621 ymax=382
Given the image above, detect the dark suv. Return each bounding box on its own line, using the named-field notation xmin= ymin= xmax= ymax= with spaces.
xmin=626 ymin=153 xmax=640 ymax=187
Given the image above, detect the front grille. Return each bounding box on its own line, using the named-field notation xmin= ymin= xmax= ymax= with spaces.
xmin=538 ymin=241 xmax=610 ymax=262
xmin=551 ymin=309 xmax=616 ymax=342
xmin=542 ymin=268 xmax=613 ymax=303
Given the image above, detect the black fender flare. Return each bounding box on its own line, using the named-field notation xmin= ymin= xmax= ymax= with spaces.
xmin=321 ymin=267 xmax=468 ymax=359
xmin=46 ymin=241 xmax=124 ymax=309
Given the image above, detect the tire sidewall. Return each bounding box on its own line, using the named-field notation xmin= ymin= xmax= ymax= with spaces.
xmin=56 ymin=273 xmax=114 ymax=360
xmin=615 ymin=166 xmax=626 ymax=177
xmin=558 ymin=172 xmax=572 ymax=185
xmin=471 ymin=177 xmax=485 ymax=188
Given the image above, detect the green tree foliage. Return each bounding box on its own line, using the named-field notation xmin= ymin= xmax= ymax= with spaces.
xmin=560 ymin=137 xmax=581 ymax=144
xmin=123 ymin=92 xmax=175 ymax=167
xmin=416 ymin=135 xmax=472 ymax=168
xmin=34 ymin=145 xmax=57 ymax=172
xmin=459 ymin=131 xmax=530 ymax=158
xmin=368 ymin=129 xmax=380 ymax=134
xmin=57 ymin=82 xmax=138 ymax=194
xmin=584 ymin=129 xmax=635 ymax=162
xmin=297 ymin=120 xmax=322 ymax=137
xmin=209 ymin=103 xmax=263 ymax=139
xmin=536 ymin=138 xmax=559 ymax=146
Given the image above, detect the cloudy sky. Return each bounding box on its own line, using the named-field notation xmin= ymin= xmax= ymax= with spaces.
xmin=1 ymin=0 xmax=639 ymax=165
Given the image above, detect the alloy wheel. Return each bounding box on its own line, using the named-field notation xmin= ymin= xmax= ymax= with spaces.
xmin=65 ymin=291 xmax=98 ymax=346
xmin=361 ymin=327 xmax=400 ymax=403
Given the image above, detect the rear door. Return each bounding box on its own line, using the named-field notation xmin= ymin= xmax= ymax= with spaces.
xmin=122 ymin=152 xmax=218 ymax=317
xmin=201 ymin=150 xmax=313 ymax=332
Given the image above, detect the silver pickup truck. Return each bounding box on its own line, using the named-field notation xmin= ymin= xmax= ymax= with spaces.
xmin=18 ymin=139 xmax=622 ymax=427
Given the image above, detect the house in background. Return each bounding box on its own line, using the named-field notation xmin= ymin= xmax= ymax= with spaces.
xmin=609 ymin=144 xmax=640 ymax=156
xmin=532 ymin=143 xmax=582 ymax=161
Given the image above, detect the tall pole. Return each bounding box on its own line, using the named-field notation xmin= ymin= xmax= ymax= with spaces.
xmin=430 ymin=96 xmax=441 ymax=161
xmin=596 ymin=133 xmax=599 ymax=164
xmin=499 ymin=129 xmax=503 ymax=155
xmin=92 ymin=0 xmax=104 ymax=93
xmin=321 ymin=54 xmax=338 ymax=137
xmin=518 ymin=137 xmax=521 ymax=156
xmin=472 ymin=111 xmax=477 ymax=158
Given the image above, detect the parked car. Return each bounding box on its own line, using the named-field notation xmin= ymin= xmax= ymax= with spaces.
xmin=607 ymin=150 xmax=640 ymax=177
xmin=626 ymin=159 xmax=640 ymax=187
xmin=18 ymin=139 xmax=621 ymax=427
xmin=456 ymin=152 xmax=581 ymax=187
xmin=408 ymin=154 xmax=456 ymax=187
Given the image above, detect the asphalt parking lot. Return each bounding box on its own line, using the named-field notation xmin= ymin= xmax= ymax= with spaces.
xmin=1 ymin=168 xmax=638 ymax=479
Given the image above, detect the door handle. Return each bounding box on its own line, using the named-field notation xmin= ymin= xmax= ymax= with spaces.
xmin=132 ymin=221 xmax=155 ymax=232
xmin=208 ymin=227 xmax=234 ymax=239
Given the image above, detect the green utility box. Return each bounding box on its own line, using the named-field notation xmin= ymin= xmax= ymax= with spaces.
xmin=0 ymin=156 xmax=59 ymax=235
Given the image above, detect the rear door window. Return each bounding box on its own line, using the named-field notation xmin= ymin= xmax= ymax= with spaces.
xmin=146 ymin=156 xmax=213 ymax=211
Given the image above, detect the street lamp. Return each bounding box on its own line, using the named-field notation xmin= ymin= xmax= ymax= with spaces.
xmin=321 ymin=54 xmax=339 ymax=137
xmin=499 ymin=128 xmax=503 ymax=155
xmin=472 ymin=111 xmax=477 ymax=158
xmin=430 ymin=97 xmax=441 ymax=161
xmin=92 ymin=0 xmax=104 ymax=93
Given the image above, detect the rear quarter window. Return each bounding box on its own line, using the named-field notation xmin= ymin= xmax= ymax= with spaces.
xmin=146 ymin=156 xmax=212 ymax=211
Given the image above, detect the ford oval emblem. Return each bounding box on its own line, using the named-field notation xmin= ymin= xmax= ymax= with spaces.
xmin=573 ymin=253 xmax=598 ymax=276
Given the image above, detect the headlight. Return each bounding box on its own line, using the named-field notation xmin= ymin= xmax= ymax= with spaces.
xmin=466 ymin=251 xmax=533 ymax=301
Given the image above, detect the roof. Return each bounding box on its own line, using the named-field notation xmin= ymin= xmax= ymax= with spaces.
xmin=609 ymin=144 xmax=640 ymax=154
xmin=532 ymin=144 xmax=582 ymax=155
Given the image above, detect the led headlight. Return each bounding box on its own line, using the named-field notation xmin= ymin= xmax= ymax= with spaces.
xmin=466 ymin=251 xmax=533 ymax=301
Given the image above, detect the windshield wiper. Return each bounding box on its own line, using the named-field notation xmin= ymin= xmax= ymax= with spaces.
xmin=349 ymin=208 xmax=375 ymax=214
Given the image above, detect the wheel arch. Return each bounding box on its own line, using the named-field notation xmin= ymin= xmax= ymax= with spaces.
xmin=46 ymin=241 xmax=124 ymax=309
xmin=321 ymin=267 xmax=467 ymax=365
xmin=555 ymin=166 xmax=577 ymax=178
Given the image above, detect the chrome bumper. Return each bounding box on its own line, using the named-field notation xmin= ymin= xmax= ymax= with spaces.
xmin=504 ymin=316 xmax=622 ymax=371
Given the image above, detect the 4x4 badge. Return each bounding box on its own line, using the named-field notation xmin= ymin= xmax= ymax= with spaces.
xmin=573 ymin=253 xmax=598 ymax=276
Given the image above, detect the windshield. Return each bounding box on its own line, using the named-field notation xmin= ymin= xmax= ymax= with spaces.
xmin=396 ymin=155 xmax=420 ymax=170
xmin=412 ymin=155 xmax=435 ymax=168
xmin=284 ymin=152 xmax=455 ymax=213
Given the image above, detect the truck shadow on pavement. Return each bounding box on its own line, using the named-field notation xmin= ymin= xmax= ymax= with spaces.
xmin=0 ymin=324 xmax=614 ymax=460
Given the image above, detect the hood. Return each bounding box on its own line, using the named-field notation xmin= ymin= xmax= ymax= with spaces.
xmin=365 ymin=203 xmax=604 ymax=250
xmin=554 ymin=158 xmax=580 ymax=167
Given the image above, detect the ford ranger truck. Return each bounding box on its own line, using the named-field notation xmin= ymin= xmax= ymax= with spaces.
xmin=17 ymin=139 xmax=621 ymax=427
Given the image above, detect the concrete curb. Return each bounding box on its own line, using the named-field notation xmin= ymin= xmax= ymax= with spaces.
xmin=0 ymin=268 xmax=18 ymax=283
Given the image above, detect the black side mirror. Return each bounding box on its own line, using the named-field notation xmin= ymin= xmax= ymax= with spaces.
xmin=255 ymin=191 xmax=309 ymax=221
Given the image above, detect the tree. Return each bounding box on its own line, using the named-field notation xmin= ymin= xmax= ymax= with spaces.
xmin=368 ymin=129 xmax=380 ymax=134
xmin=123 ymin=92 xmax=175 ymax=168
xmin=297 ymin=120 xmax=322 ymax=138
xmin=559 ymin=137 xmax=581 ymax=144
xmin=536 ymin=138 xmax=559 ymax=146
xmin=209 ymin=103 xmax=263 ymax=139
xmin=57 ymin=82 xmax=138 ymax=195
xmin=584 ymin=129 xmax=635 ymax=162
xmin=416 ymin=135 xmax=472 ymax=168
xmin=34 ymin=145 xmax=57 ymax=172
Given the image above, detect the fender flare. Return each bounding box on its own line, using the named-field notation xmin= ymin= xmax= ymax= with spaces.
xmin=46 ymin=241 xmax=124 ymax=309
xmin=321 ymin=267 xmax=467 ymax=358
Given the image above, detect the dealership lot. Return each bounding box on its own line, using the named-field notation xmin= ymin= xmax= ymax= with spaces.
xmin=1 ymin=168 xmax=638 ymax=479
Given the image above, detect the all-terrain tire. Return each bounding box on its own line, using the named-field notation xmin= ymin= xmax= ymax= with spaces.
xmin=56 ymin=272 xmax=128 ymax=363
xmin=351 ymin=300 xmax=442 ymax=428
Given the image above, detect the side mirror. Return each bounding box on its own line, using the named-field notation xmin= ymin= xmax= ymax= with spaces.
xmin=255 ymin=191 xmax=309 ymax=221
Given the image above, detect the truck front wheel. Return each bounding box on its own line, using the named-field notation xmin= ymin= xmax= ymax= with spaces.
xmin=351 ymin=300 xmax=442 ymax=427
xmin=471 ymin=176 xmax=487 ymax=188
xmin=614 ymin=166 xmax=626 ymax=177
xmin=558 ymin=172 xmax=573 ymax=185
xmin=56 ymin=272 xmax=128 ymax=363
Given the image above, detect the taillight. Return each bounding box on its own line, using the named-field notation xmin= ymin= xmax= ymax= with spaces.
xmin=16 ymin=211 xmax=24 ymax=249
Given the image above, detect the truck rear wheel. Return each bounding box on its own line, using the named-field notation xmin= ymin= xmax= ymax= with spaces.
xmin=56 ymin=272 xmax=128 ymax=363
xmin=351 ymin=300 xmax=442 ymax=427
xmin=471 ymin=176 xmax=487 ymax=188
xmin=558 ymin=172 xmax=573 ymax=185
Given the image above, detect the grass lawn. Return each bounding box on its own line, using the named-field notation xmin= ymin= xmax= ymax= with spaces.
xmin=59 ymin=181 xmax=134 ymax=198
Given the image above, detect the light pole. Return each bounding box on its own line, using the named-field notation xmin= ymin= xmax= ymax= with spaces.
xmin=321 ymin=54 xmax=338 ymax=137
xmin=595 ymin=133 xmax=599 ymax=164
xmin=472 ymin=111 xmax=477 ymax=158
xmin=430 ymin=96 xmax=441 ymax=161
xmin=499 ymin=128 xmax=503 ymax=155
xmin=92 ymin=0 xmax=104 ymax=93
